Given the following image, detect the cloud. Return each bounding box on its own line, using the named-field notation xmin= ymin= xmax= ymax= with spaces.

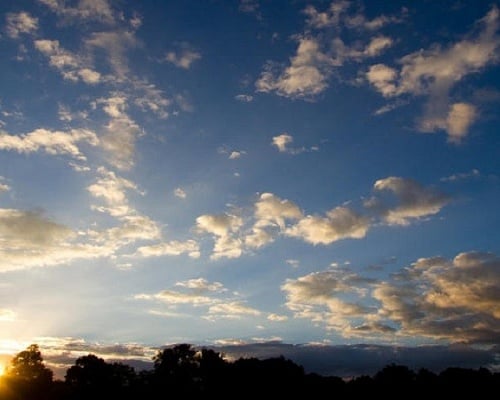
xmin=367 ymin=6 xmax=500 ymax=141
xmin=135 ymin=240 xmax=200 ymax=259
xmin=197 ymin=177 xmax=448 ymax=259
xmin=0 ymin=178 xmax=10 ymax=193
xmin=229 ymin=151 xmax=243 ymax=159
xmin=174 ymin=188 xmax=187 ymax=198
xmin=87 ymin=167 xmax=139 ymax=217
xmin=96 ymin=94 xmax=141 ymax=170
xmin=5 ymin=12 xmax=38 ymax=38
xmin=136 ymin=278 xmax=262 ymax=320
xmin=165 ymin=47 xmax=201 ymax=69
xmin=272 ymin=133 xmax=293 ymax=152
xmin=215 ymin=342 xmax=498 ymax=378
xmin=267 ymin=313 xmax=288 ymax=322
xmin=85 ymin=31 xmax=139 ymax=80
xmin=175 ymin=278 xmax=225 ymax=293
xmin=257 ymin=2 xmax=402 ymax=99
xmin=196 ymin=214 xmax=243 ymax=237
xmin=34 ymin=39 xmax=102 ymax=84
xmin=286 ymin=207 xmax=370 ymax=245
xmin=239 ymin=0 xmax=260 ymax=14
xmin=235 ymin=94 xmax=253 ymax=102
xmin=0 ymin=128 xmax=98 ymax=163
xmin=0 ymin=208 xmax=114 ymax=271
xmin=38 ymin=0 xmax=115 ymax=24
xmin=256 ymin=37 xmax=332 ymax=99
xmin=441 ymin=169 xmax=480 ymax=182
xmin=132 ymin=79 xmax=171 ymax=119
xmin=207 ymin=301 xmax=261 ymax=319
xmin=369 ymin=177 xmax=450 ymax=226
xmin=373 ymin=251 xmax=500 ymax=344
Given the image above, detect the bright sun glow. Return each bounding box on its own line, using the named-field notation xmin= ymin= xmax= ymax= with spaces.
xmin=0 ymin=364 xmax=4 ymax=376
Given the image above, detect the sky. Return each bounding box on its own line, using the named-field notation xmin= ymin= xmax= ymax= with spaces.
xmin=0 ymin=0 xmax=499 ymax=378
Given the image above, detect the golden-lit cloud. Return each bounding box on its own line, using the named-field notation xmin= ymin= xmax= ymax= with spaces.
xmin=286 ymin=206 xmax=370 ymax=245
xmin=369 ymin=177 xmax=450 ymax=226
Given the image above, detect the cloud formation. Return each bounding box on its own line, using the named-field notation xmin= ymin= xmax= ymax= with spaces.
xmin=0 ymin=128 xmax=98 ymax=163
xmin=256 ymin=1 xmax=402 ymax=99
xmin=280 ymin=251 xmax=500 ymax=344
xmin=367 ymin=5 xmax=500 ymax=141
xmin=6 ymin=12 xmax=38 ymax=38
xmin=165 ymin=48 xmax=201 ymax=69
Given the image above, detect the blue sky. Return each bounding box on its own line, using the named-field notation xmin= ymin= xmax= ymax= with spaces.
xmin=0 ymin=0 xmax=499 ymax=377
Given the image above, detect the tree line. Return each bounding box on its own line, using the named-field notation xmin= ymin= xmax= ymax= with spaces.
xmin=1 ymin=343 xmax=499 ymax=399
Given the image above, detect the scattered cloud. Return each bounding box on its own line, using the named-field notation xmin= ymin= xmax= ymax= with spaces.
xmin=87 ymin=166 xmax=139 ymax=217
xmin=0 ymin=127 xmax=98 ymax=163
xmin=39 ymin=0 xmax=116 ymax=24
xmin=257 ymin=2 xmax=403 ymax=99
xmin=136 ymin=278 xmax=263 ymax=321
xmin=5 ymin=12 xmax=38 ymax=38
xmin=367 ymin=5 xmax=500 ymax=141
xmin=286 ymin=206 xmax=370 ymax=245
xmin=196 ymin=177 xmax=449 ymax=259
xmin=272 ymin=133 xmax=293 ymax=152
xmin=441 ymin=169 xmax=480 ymax=182
xmin=368 ymin=177 xmax=450 ymax=226
xmin=164 ymin=45 xmax=201 ymax=69
xmin=135 ymin=240 xmax=200 ymax=259
xmin=174 ymin=188 xmax=187 ymax=198
xmin=235 ymin=94 xmax=254 ymax=102
xmin=267 ymin=313 xmax=288 ymax=322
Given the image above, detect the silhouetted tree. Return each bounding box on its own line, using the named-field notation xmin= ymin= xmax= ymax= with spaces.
xmin=65 ymin=354 xmax=137 ymax=399
xmin=152 ymin=343 xmax=199 ymax=394
xmin=4 ymin=344 xmax=54 ymax=400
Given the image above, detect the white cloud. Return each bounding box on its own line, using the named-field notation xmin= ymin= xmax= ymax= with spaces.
xmin=196 ymin=213 xmax=243 ymax=237
xmin=38 ymin=0 xmax=115 ymax=24
xmin=6 ymin=12 xmax=38 ymax=38
xmin=229 ymin=151 xmax=242 ymax=159
xmin=34 ymin=39 xmax=102 ymax=84
xmin=88 ymin=167 xmax=136 ymax=214
xmin=175 ymin=278 xmax=225 ymax=293
xmin=286 ymin=206 xmax=370 ymax=245
xmin=97 ymin=95 xmax=141 ymax=170
xmin=440 ymin=169 xmax=480 ymax=182
xmin=370 ymin=177 xmax=450 ymax=226
xmin=235 ymin=94 xmax=254 ymax=102
xmin=258 ymin=2 xmax=401 ymax=99
xmin=78 ymin=68 xmax=101 ymax=84
xmin=85 ymin=31 xmax=138 ymax=80
xmin=208 ymin=301 xmax=261 ymax=318
xmin=135 ymin=240 xmax=200 ymax=259
xmin=267 ymin=313 xmax=288 ymax=322
xmin=165 ymin=48 xmax=201 ymax=69
xmin=132 ymin=78 xmax=171 ymax=119
xmin=174 ymin=188 xmax=187 ymax=198
xmin=256 ymin=37 xmax=332 ymax=99
xmin=272 ymin=133 xmax=293 ymax=152
xmin=254 ymin=193 xmax=302 ymax=230
xmin=0 ymin=128 xmax=98 ymax=162
xmin=368 ymin=6 xmax=499 ymax=140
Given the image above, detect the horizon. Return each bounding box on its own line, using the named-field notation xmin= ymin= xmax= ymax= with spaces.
xmin=0 ymin=0 xmax=499 ymax=380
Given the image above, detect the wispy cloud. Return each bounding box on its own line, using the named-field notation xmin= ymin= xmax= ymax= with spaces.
xmin=164 ymin=45 xmax=201 ymax=69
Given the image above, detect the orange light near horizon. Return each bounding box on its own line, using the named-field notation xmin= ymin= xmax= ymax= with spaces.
xmin=0 ymin=364 xmax=4 ymax=376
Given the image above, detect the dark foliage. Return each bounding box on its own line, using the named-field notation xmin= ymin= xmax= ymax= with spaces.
xmin=1 ymin=343 xmax=499 ymax=399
